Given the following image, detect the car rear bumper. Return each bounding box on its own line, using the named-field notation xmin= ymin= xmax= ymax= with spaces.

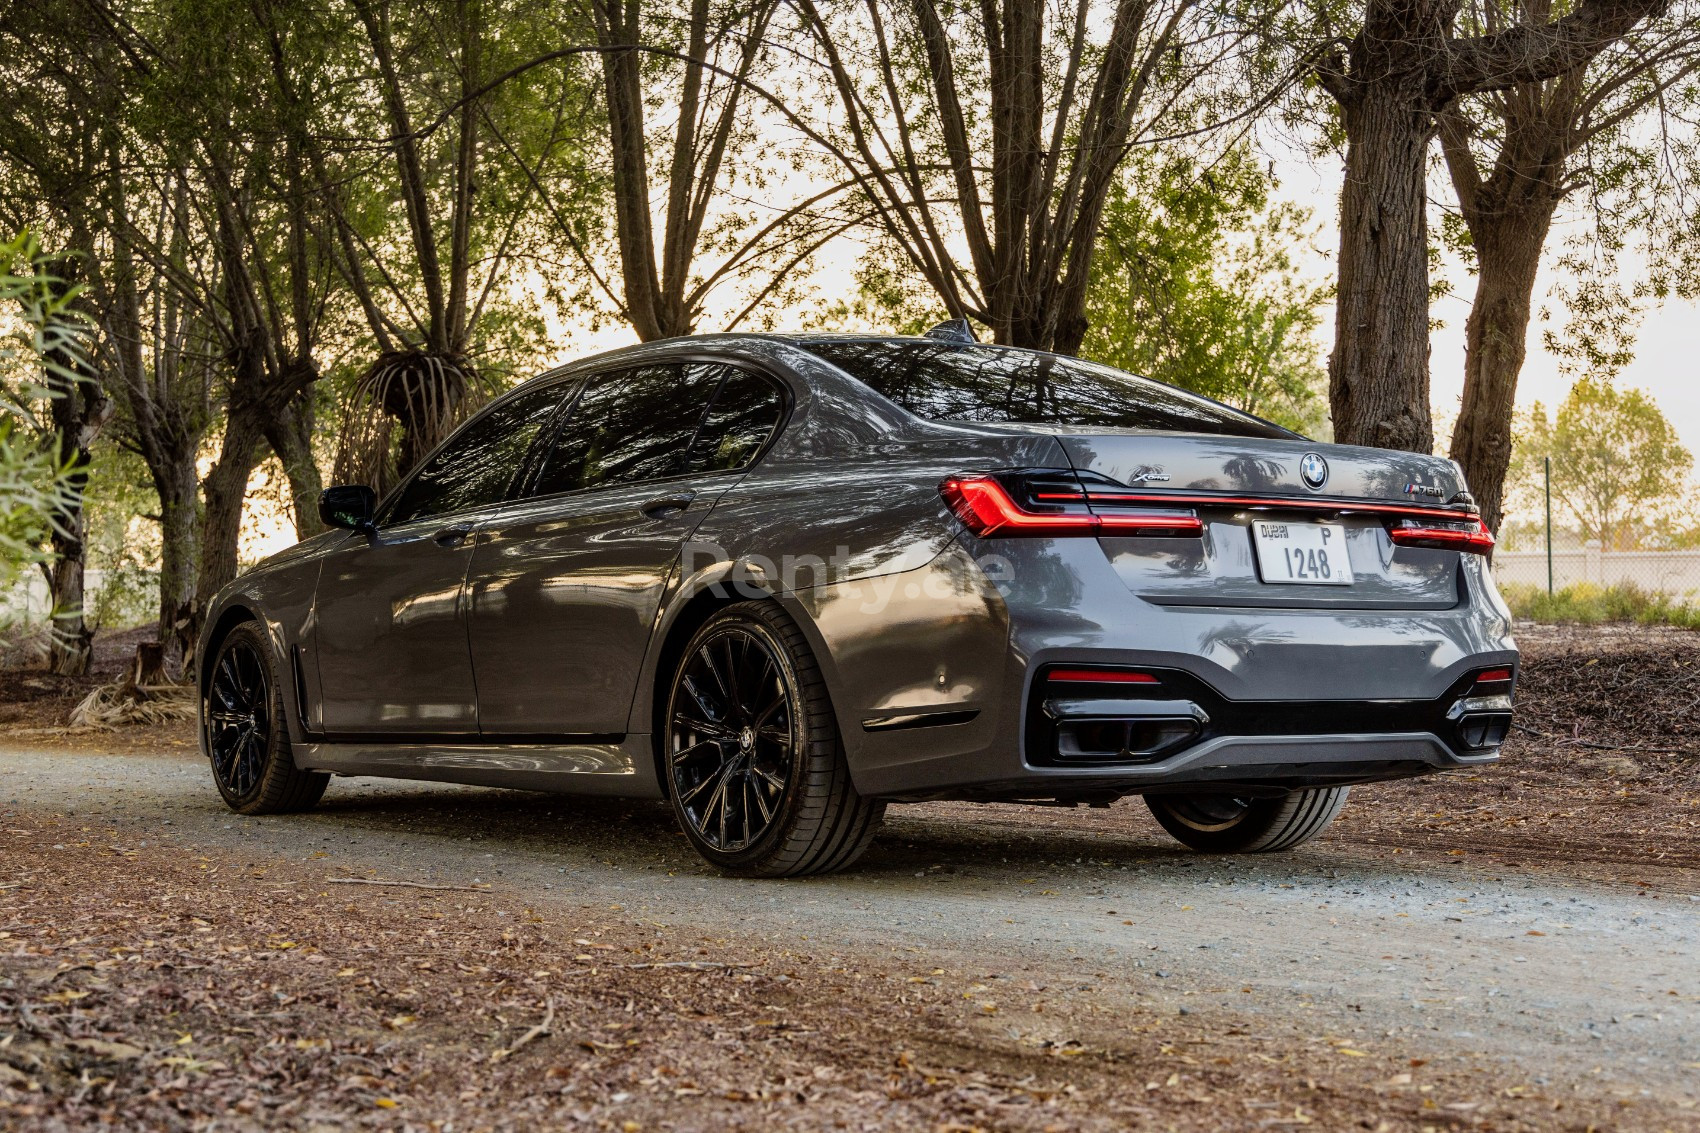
xmin=864 ymin=729 xmax=1497 ymax=801
xmin=794 ymin=538 xmax=1518 ymax=801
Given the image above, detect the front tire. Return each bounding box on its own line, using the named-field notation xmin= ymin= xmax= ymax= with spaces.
xmin=1145 ymin=787 xmax=1349 ymax=853
xmin=204 ymin=622 xmax=328 ymax=815
xmin=664 ymin=601 xmax=884 ymax=877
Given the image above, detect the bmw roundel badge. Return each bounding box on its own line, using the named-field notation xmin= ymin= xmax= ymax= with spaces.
xmin=1300 ymin=452 xmax=1328 ymax=490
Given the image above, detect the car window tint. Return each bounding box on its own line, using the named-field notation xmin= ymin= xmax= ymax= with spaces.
xmin=801 ymin=340 xmax=1293 ymax=439
xmin=531 ymin=364 xmax=719 ymax=496
xmin=385 ymin=381 xmax=567 ymax=525
xmin=687 ymin=364 xmax=784 ymax=474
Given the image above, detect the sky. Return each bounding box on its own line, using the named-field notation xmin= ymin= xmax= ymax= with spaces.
xmin=1273 ymin=153 xmax=1699 ymax=455
xmin=551 ymin=140 xmax=1698 ymax=459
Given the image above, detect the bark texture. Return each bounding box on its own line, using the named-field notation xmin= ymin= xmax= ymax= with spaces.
xmin=265 ymin=386 xmax=324 ymax=542
xmin=1318 ymin=0 xmax=1668 ymax=455
xmin=1439 ymin=76 xmax=1573 ymax=531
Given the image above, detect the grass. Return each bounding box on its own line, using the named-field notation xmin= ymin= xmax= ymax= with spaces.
xmin=1500 ymin=581 xmax=1700 ymax=629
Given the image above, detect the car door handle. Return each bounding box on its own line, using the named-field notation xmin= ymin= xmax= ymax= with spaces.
xmin=640 ymin=490 xmax=697 ymax=518
xmin=432 ymin=522 xmax=474 ymax=547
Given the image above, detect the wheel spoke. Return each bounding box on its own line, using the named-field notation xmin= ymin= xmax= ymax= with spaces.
xmin=750 ymin=689 xmax=786 ymax=730
xmin=710 ymin=769 xmax=731 ymax=848
xmin=679 ymin=770 xmax=720 ymax=807
xmin=680 ymin=673 xmax=724 ymax=724
xmin=209 ymin=641 xmax=271 ymax=797
xmin=748 ymin=772 xmax=774 ymax=824
xmin=670 ymin=738 xmax=722 ymax=765
xmin=698 ymin=643 xmax=733 ymax=707
xmin=672 ymin=711 xmax=735 ymax=739
xmin=741 ymin=776 xmax=757 ymax=847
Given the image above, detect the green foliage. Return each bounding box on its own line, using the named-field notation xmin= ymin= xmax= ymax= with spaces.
xmin=1079 ymin=148 xmax=1330 ymax=435
xmin=1510 ymin=377 xmax=1693 ymax=550
xmin=821 ymin=147 xmax=1331 ymax=436
xmin=0 ymin=233 xmax=83 ymax=616
xmin=1500 ymin=582 xmax=1700 ymax=630
xmin=1437 ymin=1 xmax=1700 ymax=382
xmin=82 ymin=443 xmax=161 ymax=629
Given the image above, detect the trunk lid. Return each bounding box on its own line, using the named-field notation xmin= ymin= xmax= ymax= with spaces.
xmin=1055 ymin=431 xmax=1475 ymax=610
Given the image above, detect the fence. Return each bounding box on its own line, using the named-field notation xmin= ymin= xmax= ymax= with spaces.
xmin=0 ymin=568 xmax=158 ymax=629
xmin=1491 ymin=454 xmax=1700 ymax=602
xmin=1492 ymin=547 xmax=1700 ymax=599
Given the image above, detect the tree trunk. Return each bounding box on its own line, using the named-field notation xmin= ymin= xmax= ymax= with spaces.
xmin=594 ymin=0 xmax=667 ymax=341
xmin=40 ymin=268 xmax=111 ymax=676
xmin=1319 ymin=0 xmax=1668 ymax=455
xmin=265 ymin=384 xmax=323 ymax=541
xmin=1448 ymin=211 xmax=1553 ymax=533
xmin=1328 ymin=79 xmax=1439 ymax=454
xmin=152 ymin=456 xmax=200 ymax=677
xmin=195 ymin=403 xmax=266 ymax=638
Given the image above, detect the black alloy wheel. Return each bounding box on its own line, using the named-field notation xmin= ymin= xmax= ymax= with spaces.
xmin=665 ymin=602 xmax=884 ymax=877
xmin=670 ymin=623 xmax=795 ymax=853
xmin=203 ymin=622 xmax=328 ymax=815
xmin=207 ymin=636 xmax=272 ymax=798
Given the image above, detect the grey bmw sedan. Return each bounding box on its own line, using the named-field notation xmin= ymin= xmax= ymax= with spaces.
xmin=197 ymin=326 xmax=1517 ymax=876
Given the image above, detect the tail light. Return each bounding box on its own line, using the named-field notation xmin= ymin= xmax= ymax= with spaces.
xmin=1470 ymin=667 xmax=1513 ymax=693
xmin=940 ymin=471 xmax=1203 ymax=538
xmin=1048 ymin=668 xmax=1159 ymax=685
xmin=1388 ymin=517 xmax=1495 ymax=555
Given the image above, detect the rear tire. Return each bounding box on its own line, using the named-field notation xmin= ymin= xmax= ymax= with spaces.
xmin=1145 ymin=787 xmax=1349 ymax=853
xmin=204 ymin=622 xmax=328 ymax=815
xmin=664 ymin=601 xmax=884 ymax=877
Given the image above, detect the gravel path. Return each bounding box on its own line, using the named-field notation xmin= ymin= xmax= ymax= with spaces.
xmin=4 ymin=744 xmax=1698 ymax=1121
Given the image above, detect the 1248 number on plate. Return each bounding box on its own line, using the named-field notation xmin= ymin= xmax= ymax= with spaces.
xmin=1251 ymin=521 xmax=1353 ymax=585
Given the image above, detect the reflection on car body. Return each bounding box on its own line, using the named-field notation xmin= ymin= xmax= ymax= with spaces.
xmin=196 ymin=327 xmax=1516 ymax=876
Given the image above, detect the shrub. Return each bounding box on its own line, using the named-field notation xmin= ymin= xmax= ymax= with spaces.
xmin=1500 ymin=581 xmax=1700 ymax=630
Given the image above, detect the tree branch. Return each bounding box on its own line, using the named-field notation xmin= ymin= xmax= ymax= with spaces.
xmin=1441 ymin=0 xmax=1671 ymax=100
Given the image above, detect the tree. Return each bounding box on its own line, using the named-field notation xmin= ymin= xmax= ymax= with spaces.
xmin=0 ymin=3 xmax=124 ymax=675
xmin=588 ymin=0 xmax=787 ymax=340
xmin=307 ymin=0 xmax=599 ymax=495
xmin=796 ymin=0 xmax=1282 ymax=354
xmin=0 ymin=234 xmax=91 ymax=657
xmin=1081 ymin=148 xmax=1329 ymax=433
xmin=1514 ymin=377 xmax=1692 ymax=549
xmin=1313 ymin=0 xmax=1668 ymax=455
xmin=1438 ymin=0 xmax=1700 ymax=533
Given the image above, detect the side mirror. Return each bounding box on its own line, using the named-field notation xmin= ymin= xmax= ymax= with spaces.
xmin=319 ymin=484 xmax=377 ymax=533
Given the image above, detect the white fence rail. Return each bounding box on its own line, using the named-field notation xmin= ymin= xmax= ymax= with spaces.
xmin=1492 ymin=548 xmax=1700 ymax=597
xmin=0 ymin=569 xmax=156 ymax=626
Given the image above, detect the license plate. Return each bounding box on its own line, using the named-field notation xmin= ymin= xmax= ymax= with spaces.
xmin=1252 ymin=521 xmax=1353 ymax=585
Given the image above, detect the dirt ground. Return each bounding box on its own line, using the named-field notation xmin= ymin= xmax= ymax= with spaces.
xmin=2 ymin=621 xmax=1697 ymax=1131
xmin=13 ymin=830 xmax=1677 ymax=1133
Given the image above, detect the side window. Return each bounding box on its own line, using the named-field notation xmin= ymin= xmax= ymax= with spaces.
xmin=687 ymin=364 xmax=785 ymax=474
xmin=385 ymin=381 xmax=567 ymax=525
xmin=530 ymin=364 xmax=719 ymax=496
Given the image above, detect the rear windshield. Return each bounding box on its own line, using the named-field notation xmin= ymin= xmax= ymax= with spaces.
xmin=802 ymin=340 xmax=1293 ymax=438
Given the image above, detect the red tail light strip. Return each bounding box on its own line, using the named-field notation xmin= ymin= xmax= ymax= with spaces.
xmin=1048 ymin=669 xmax=1159 ymax=684
xmin=1388 ymin=518 xmax=1496 ymax=554
xmin=940 ymin=476 xmax=1203 ymax=538
xmin=1475 ymin=668 xmax=1512 ymax=683
xmin=1045 ymin=489 xmax=1481 ymax=524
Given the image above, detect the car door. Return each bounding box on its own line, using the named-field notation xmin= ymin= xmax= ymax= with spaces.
xmin=466 ymin=360 xmax=787 ymax=736
xmin=312 ymin=380 xmax=568 ymax=736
